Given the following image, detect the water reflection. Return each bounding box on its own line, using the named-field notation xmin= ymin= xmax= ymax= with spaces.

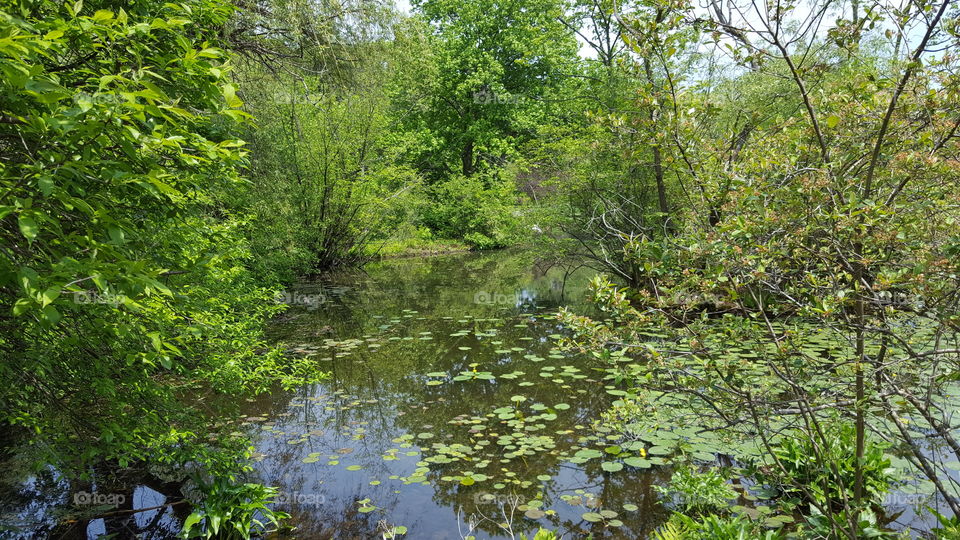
xmin=252 ymin=251 xmax=670 ymax=538
xmin=2 ymin=250 xmax=671 ymax=539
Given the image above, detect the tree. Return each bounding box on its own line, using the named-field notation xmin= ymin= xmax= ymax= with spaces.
xmin=397 ymin=0 xmax=580 ymax=179
xmin=560 ymin=0 xmax=960 ymax=536
xmin=0 ymin=0 xmax=311 ymax=473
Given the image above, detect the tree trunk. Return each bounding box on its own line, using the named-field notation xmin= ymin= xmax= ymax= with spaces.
xmin=652 ymin=144 xmax=670 ymax=231
xmin=461 ymin=139 xmax=474 ymax=176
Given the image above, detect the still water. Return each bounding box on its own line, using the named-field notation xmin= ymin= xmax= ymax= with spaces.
xmin=0 ymin=250 xmax=673 ymax=538
xmin=250 ymin=250 xmax=669 ymax=538
xmin=1 ymin=250 xmax=948 ymax=538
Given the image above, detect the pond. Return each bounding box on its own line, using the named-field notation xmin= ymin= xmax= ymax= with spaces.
xmin=1 ymin=249 xmax=950 ymax=538
xmin=247 ymin=250 xmax=671 ymax=538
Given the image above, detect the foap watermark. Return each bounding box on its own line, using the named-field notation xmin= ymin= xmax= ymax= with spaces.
xmin=73 ymin=491 xmax=126 ymax=507
xmin=472 ymin=89 xmax=524 ymax=105
xmin=273 ymin=290 xmax=327 ymax=310
xmin=274 ymin=490 xmax=326 ymax=508
xmin=882 ymin=492 xmax=928 ymax=506
xmin=474 ymin=291 xmax=520 ymax=305
xmin=73 ymin=290 xmax=127 ymax=306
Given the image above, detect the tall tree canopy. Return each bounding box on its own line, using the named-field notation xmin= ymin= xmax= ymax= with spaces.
xmin=398 ymin=0 xmax=580 ymax=179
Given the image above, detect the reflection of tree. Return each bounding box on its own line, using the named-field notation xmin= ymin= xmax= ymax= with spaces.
xmin=267 ymin=250 xmax=596 ymax=347
xmin=245 ymin=250 xmax=678 ymax=538
xmin=374 ymin=318 xmax=661 ymax=537
xmin=3 ymin=250 xmax=607 ymax=539
xmin=40 ymin=464 xmax=188 ymax=540
xmin=556 ymin=464 xmax=672 ymax=539
xmin=410 ymin=449 xmax=673 ymax=538
xmin=263 ymin=480 xmax=398 ymax=539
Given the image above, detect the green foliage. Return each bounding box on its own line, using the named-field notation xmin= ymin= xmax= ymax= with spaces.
xmin=520 ymin=529 xmax=560 ymax=540
xmin=759 ymin=422 xmax=893 ymax=509
xmin=397 ymin=0 xmax=579 ymax=179
xmin=801 ymin=507 xmax=900 ymax=539
xmin=4 ymin=0 xmax=960 ymax=535
xmin=369 ymin=224 xmax=469 ymax=258
xmin=181 ymin=475 xmax=288 ymax=539
xmin=239 ymin=69 xmax=420 ymax=274
xmin=0 ymin=0 xmax=321 ymax=475
xmin=652 ymin=513 xmax=783 ymax=540
xmin=417 ymin=174 xmax=525 ymax=249
xmin=382 ymin=0 xmax=580 ymax=244
xmin=380 ymin=524 xmax=409 ymax=539
xmin=654 ymin=465 xmax=738 ymax=513
xmin=930 ymin=508 xmax=960 ymax=539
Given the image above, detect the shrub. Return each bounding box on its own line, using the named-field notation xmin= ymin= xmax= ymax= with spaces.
xmin=181 ymin=474 xmax=288 ymax=539
xmin=654 ymin=465 xmax=738 ymax=513
xmin=418 ymin=174 xmax=524 ymax=249
xmin=652 ymin=513 xmax=784 ymax=540
xmin=758 ymin=421 xmax=893 ymax=509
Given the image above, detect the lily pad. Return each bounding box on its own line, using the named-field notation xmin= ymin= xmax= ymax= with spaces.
xmin=601 ymin=461 xmax=624 ymax=472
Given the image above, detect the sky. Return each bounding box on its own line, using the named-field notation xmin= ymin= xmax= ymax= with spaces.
xmin=389 ymin=0 xmax=925 ymax=64
xmin=390 ymin=0 xmax=599 ymax=57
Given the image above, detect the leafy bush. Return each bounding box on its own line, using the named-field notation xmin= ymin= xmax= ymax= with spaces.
xmin=758 ymin=421 xmax=893 ymax=509
xmin=652 ymin=513 xmax=783 ymax=540
xmin=181 ymin=475 xmax=288 ymax=539
xmin=930 ymin=508 xmax=960 ymax=539
xmin=801 ymin=507 xmax=900 ymax=539
xmin=418 ymin=174 xmax=525 ymax=249
xmin=0 ymin=0 xmax=308 ymax=472
xmin=240 ymin=73 xmax=420 ymax=276
xmin=654 ymin=465 xmax=738 ymax=513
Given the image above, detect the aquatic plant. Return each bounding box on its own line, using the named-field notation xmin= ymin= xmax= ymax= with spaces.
xmin=654 ymin=465 xmax=738 ymax=513
xmin=181 ymin=477 xmax=288 ymax=539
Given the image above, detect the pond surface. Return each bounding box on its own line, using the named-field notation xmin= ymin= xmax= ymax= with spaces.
xmin=247 ymin=250 xmax=671 ymax=539
xmin=2 ymin=249 xmax=949 ymax=538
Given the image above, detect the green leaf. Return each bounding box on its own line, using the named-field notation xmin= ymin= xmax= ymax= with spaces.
xmin=108 ymin=226 xmax=125 ymax=244
xmin=148 ymin=332 xmax=162 ymax=351
xmin=18 ymin=215 xmax=38 ymax=241
xmin=41 ymin=286 xmax=60 ymax=307
xmin=623 ymin=457 xmax=652 ymax=468
xmin=223 ymin=84 xmax=242 ymax=107
xmin=12 ymin=298 xmax=32 ymax=316
xmin=38 ymin=176 xmax=54 ymax=196
xmin=41 ymin=305 xmax=61 ymax=325
xmin=182 ymin=512 xmax=203 ymax=532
